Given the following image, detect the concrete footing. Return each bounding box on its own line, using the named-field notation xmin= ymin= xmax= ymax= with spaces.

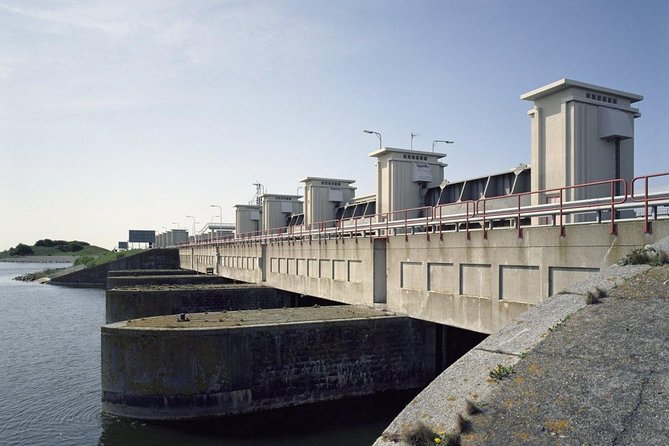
xmin=107 ymin=274 xmax=233 ymax=289
xmin=101 ymin=306 xmax=436 ymax=420
xmin=105 ymin=284 xmax=301 ymax=324
xmin=107 ymin=269 xmax=194 ymax=278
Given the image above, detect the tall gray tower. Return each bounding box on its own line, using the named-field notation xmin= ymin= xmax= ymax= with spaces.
xmin=521 ymin=79 xmax=642 ymax=203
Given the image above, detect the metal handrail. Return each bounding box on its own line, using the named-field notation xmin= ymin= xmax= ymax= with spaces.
xmin=176 ymin=173 xmax=669 ymax=248
xmin=477 ymin=178 xmax=627 ymax=237
xmin=631 ymin=172 xmax=669 ymax=234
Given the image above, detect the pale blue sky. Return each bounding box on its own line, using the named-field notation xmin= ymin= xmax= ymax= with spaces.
xmin=1 ymin=0 xmax=667 ymax=250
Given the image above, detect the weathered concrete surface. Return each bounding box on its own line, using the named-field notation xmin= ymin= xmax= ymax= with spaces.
xmin=106 ymin=284 xmax=300 ymax=323
xmin=459 ymin=265 xmax=669 ymax=446
xmin=50 ymin=249 xmax=180 ymax=288
xmin=106 ymin=274 xmax=233 ymax=289
xmin=102 ymin=306 xmax=437 ymax=420
xmin=182 ymin=220 xmax=669 ymax=333
xmin=107 ymin=269 xmax=193 ymax=278
xmin=373 ymin=263 xmax=651 ymax=445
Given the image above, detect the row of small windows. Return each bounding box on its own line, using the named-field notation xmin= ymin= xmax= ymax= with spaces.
xmin=271 ymin=196 xmax=296 ymax=201
xmin=403 ymin=154 xmax=428 ymax=160
xmin=586 ymin=92 xmax=617 ymax=105
xmin=320 ymin=181 xmax=342 ymax=186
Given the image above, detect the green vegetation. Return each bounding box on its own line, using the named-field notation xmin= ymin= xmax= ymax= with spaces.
xmin=384 ymin=421 xmax=460 ymax=446
xmin=8 ymin=243 xmax=34 ymax=256
xmin=74 ymin=249 xmax=144 ymax=268
xmin=489 ymin=364 xmax=514 ymax=380
xmin=618 ymin=245 xmax=668 ymax=267
xmin=0 ymin=239 xmax=110 ymax=259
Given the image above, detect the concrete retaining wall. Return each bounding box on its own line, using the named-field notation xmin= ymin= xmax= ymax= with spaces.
xmin=101 ymin=307 xmax=436 ymax=420
xmin=106 ymin=285 xmax=295 ymax=324
xmin=107 ymin=274 xmax=233 ymax=289
xmin=50 ymin=249 xmax=180 ymax=288
xmin=107 ymin=269 xmax=192 ymax=278
xmin=373 ymin=263 xmax=653 ymax=445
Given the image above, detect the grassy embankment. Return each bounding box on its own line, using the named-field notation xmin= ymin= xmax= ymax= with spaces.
xmin=2 ymin=240 xmax=143 ymax=281
xmin=0 ymin=239 xmax=110 ymax=260
xmin=73 ymin=249 xmax=145 ymax=268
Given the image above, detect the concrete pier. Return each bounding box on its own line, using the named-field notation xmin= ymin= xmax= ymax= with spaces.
xmin=107 ymin=274 xmax=233 ymax=289
xmin=106 ymin=284 xmax=304 ymax=324
xmin=107 ymin=269 xmax=193 ymax=278
xmin=101 ymin=306 xmax=437 ymax=420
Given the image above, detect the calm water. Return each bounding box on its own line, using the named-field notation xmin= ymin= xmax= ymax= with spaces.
xmin=0 ymin=262 xmax=415 ymax=446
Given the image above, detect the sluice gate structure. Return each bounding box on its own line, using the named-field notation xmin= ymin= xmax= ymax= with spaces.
xmin=104 ymin=79 xmax=669 ymax=422
xmin=179 ymin=178 xmax=669 ymax=334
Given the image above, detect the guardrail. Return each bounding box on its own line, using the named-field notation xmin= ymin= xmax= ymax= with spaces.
xmin=631 ymin=171 xmax=669 ymax=234
xmin=179 ymin=172 xmax=669 ymax=248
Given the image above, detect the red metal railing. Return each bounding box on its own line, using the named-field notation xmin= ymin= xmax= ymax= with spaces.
xmin=476 ymin=178 xmax=627 ymax=237
xmin=631 ymin=172 xmax=669 ymax=234
xmin=176 ymin=172 xmax=669 ymax=249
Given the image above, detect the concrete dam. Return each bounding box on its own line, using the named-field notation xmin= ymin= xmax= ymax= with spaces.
xmin=100 ymin=79 xmax=669 ymax=432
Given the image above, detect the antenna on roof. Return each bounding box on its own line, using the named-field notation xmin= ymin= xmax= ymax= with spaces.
xmin=251 ymin=182 xmax=265 ymax=206
xmin=411 ymin=132 xmax=419 ymax=150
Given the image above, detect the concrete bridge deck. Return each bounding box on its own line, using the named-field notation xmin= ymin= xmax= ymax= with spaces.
xmin=179 ymin=219 xmax=669 ymax=333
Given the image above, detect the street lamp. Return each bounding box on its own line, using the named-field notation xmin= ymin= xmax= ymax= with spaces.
xmin=363 ymin=130 xmax=382 ymax=149
xmin=210 ymin=204 xmax=222 ymax=225
xmin=186 ymin=215 xmax=196 ymax=239
xmin=432 ymin=139 xmax=454 ymax=152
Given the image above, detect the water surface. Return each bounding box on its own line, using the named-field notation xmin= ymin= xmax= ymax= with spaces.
xmin=0 ymin=262 xmax=414 ymax=446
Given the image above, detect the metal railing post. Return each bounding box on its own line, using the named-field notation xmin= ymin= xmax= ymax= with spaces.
xmin=559 ymin=189 xmax=565 ymax=237
xmin=610 ymin=181 xmax=617 ymax=235
xmin=517 ymin=194 xmax=523 ymax=238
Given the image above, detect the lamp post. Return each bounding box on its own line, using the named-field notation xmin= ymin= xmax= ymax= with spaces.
xmin=432 ymin=139 xmax=454 ymax=152
xmin=363 ymin=130 xmax=382 ymax=149
xmin=210 ymin=204 xmax=222 ymax=225
xmin=186 ymin=215 xmax=196 ymax=240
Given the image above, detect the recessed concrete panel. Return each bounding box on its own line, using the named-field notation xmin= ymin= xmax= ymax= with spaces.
xmin=296 ymin=259 xmax=306 ymax=276
xmin=307 ymin=259 xmax=319 ymax=278
xmin=549 ymin=266 xmax=600 ymax=296
xmin=279 ymin=258 xmax=287 ymax=274
xmin=288 ymin=258 xmax=296 ymax=275
xmin=427 ymin=263 xmax=455 ymax=293
xmin=459 ymin=264 xmax=492 ymax=297
xmin=499 ymin=265 xmax=540 ymax=303
xmin=319 ymin=259 xmax=332 ymax=279
xmin=270 ymin=257 xmax=278 ymax=273
xmin=348 ymin=260 xmax=362 ymax=283
xmin=400 ymin=262 xmax=423 ymax=290
xmin=333 ymin=260 xmax=347 ymax=281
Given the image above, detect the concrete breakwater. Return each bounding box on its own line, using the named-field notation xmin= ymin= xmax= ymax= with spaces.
xmin=107 ymin=274 xmax=233 ymax=289
xmin=50 ymin=249 xmax=180 ymax=288
xmin=101 ymin=306 xmax=437 ymax=420
xmin=106 ymin=283 xmax=319 ymax=324
xmin=107 ymin=269 xmax=193 ymax=278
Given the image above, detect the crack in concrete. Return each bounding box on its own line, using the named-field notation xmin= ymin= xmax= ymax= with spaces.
xmin=611 ymin=372 xmax=652 ymax=446
xmin=474 ymin=347 xmax=525 ymax=358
